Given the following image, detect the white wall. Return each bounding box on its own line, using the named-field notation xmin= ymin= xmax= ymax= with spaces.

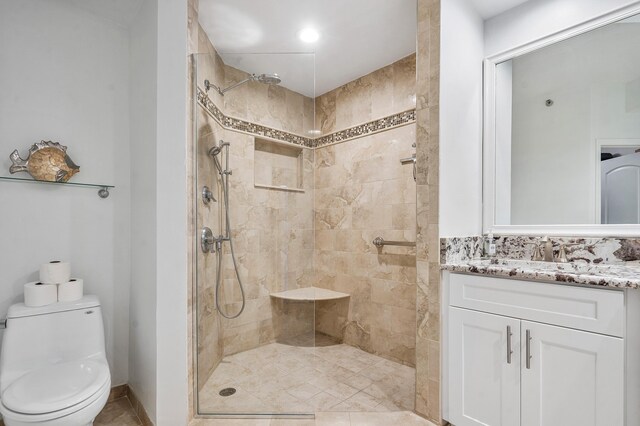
xmin=0 ymin=0 xmax=131 ymax=386
xmin=155 ymin=0 xmax=189 ymax=424
xmin=485 ymin=0 xmax=640 ymax=56
xmin=439 ymin=0 xmax=484 ymax=236
xmin=129 ymin=0 xmax=158 ymax=420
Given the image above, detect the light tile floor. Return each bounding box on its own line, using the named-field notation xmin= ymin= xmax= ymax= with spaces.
xmin=190 ymin=411 xmax=436 ymax=425
xmin=198 ymin=337 xmax=416 ymax=415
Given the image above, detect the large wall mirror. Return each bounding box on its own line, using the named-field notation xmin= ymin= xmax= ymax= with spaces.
xmin=484 ymin=7 xmax=640 ymax=235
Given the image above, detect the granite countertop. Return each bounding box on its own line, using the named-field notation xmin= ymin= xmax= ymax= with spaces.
xmin=441 ymin=258 xmax=640 ymax=289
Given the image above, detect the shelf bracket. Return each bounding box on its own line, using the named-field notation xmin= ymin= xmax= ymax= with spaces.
xmin=98 ymin=187 xmax=110 ymax=199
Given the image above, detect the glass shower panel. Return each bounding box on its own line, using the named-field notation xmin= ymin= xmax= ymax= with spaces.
xmin=193 ymin=52 xmax=317 ymax=417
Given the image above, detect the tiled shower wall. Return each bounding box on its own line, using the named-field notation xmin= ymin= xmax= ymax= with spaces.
xmin=313 ymin=55 xmax=418 ymax=366
xmin=316 ymin=55 xmax=417 ymax=135
xmin=218 ymin=130 xmax=315 ymax=356
xmin=192 ymin=22 xmax=317 ymax=364
xmin=414 ymin=0 xmax=441 ymax=422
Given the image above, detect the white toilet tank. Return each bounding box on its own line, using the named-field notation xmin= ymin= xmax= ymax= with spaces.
xmin=0 ymin=296 xmax=106 ymax=394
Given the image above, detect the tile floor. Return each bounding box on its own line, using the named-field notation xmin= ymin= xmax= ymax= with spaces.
xmin=191 ymin=411 xmax=436 ymax=425
xmin=198 ymin=338 xmax=415 ymax=415
xmin=95 ymin=397 xmax=143 ymax=425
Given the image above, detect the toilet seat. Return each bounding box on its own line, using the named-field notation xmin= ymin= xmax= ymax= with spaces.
xmin=1 ymin=360 xmax=109 ymax=416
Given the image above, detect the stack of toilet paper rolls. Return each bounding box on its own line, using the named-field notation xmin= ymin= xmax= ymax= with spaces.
xmin=23 ymin=261 xmax=84 ymax=307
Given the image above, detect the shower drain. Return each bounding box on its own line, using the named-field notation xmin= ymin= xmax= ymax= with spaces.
xmin=219 ymin=387 xmax=237 ymax=397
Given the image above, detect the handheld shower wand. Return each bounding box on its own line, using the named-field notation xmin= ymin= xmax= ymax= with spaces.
xmin=209 ymin=140 xmax=245 ymax=319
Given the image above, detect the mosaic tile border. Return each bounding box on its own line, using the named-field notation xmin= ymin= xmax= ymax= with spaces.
xmin=197 ymin=88 xmax=417 ymax=149
xmin=314 ymin=109 xmax=417 ymax=148
xmin=197 ymin=88 xmax=314 ymax=147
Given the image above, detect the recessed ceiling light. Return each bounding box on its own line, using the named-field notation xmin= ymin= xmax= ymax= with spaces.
xmin=298 ymin=28 xmax=320 ymax=43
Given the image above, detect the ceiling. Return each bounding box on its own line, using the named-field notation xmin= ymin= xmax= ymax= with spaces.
xmin=198 ymin=0 xmax=417 ymax=97
xmin=468 ymin=0 xmax=531 ymax=19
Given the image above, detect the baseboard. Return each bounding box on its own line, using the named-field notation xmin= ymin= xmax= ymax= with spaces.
xmin=126 ymin=385 xmax=154 ymax=426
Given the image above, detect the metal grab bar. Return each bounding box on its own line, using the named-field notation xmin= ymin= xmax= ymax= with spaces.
xmin=400 ymin=154 xmax=417 ymax=181
xmin=372 ymin=237 xmax=416 ymax=248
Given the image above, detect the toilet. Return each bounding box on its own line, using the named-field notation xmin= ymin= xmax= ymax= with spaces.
xmin=0 ymin=295 xmax=111 ymax=426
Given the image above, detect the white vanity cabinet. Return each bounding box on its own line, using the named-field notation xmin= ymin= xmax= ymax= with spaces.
xmin=449 ymin=308 xmax=521 ymax=426
xmin=520 ymin=320 xmax=623 ymax=426
xmin=443 ymin=272 xmax=638 ymax=426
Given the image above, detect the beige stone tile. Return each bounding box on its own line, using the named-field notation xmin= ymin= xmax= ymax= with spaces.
xmin=306 ymin=392 xmax=342 ymax=411
xmin=325 ymin=382 xmax=360 ymax=401
xmin=393 ymin=54 xmax=418 ymax=112
xmin=349 ymin=411 xmax=436 ymax=426
xmin=308 ymin=374 xmax=340 ymax=391
xmin=332 ymin=391 xmax=380 ymax=412
xmin=338 ymin=373 xmax=373 ymax=391
xmin=270 ymin=419 xmax=315 ymax=426
xmin=315 ymin=411 xmax=351 ymax=426
xmin=287 ymin=383 xmax=323 ymax=401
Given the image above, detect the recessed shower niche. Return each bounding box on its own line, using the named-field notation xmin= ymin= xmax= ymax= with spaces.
xmin=254 ymin=138 xmax=304 ymax=192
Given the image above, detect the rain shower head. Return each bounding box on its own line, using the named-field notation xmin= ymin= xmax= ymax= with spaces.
xmin=204 ymin=73 xmax=282 ymax=96
xmin=255 ymin=73 xmax=281 ymax=85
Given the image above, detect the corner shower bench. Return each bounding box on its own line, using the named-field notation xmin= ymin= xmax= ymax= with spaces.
xmin=270 ymin=286 xmax=349 ymax=301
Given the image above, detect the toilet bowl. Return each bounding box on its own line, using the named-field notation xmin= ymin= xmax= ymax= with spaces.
xmin=0 ymin=296 xmax=111 ymax=426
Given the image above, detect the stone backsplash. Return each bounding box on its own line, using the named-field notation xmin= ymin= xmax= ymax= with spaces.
xmin=441 ymin=235 xmax=640 ymax=265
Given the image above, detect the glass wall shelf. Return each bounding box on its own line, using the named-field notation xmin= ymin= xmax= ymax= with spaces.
xmin=0 ymin=176 xmax=114 ymax=198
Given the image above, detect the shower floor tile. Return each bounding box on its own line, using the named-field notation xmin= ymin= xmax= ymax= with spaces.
xmin=198 ymin=340 xmax=415 ymax=415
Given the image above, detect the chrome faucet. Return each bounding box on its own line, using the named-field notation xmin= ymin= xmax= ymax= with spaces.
xmin=526 ymin=236 xmax=554 ymax=262
xmin=526 ymin=242 xmax=544 ymax=261
xmin=540 ymin=236 xmax=554 ymax=262
xmin=527 ymin=237 xmax=581 ymax=263
xmin=556 ymin=243 xmax=580 ymax=263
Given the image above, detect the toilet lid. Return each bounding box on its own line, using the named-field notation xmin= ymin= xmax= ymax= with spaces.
xmin=2 ymin=360 xmax=110 ymax=414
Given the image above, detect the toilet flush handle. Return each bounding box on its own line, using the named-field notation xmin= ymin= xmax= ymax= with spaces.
xmin=0 ymin=318 xmax=7 ymax=329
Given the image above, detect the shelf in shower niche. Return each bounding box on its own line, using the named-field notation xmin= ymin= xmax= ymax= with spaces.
xmin=270 ymin=286 xmax=350 ymax=301
xmin=254 ymin=183 xmax=305 ymax=193
xmin=0 ymin=176 xmax=114 ymax=198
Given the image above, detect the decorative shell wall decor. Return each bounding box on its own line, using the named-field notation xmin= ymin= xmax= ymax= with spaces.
xmin=9 ymin=141 xmax=80 ymax=182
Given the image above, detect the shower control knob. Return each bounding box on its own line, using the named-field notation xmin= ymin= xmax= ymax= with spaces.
xmin=202 ymin=186 xmax=216 ymax=204
xmin=201 ymin=227 xmax=215 ymax=253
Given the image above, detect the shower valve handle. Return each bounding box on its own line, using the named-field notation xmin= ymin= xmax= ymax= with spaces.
xmin=201 ymin=227 xmax=216 ymax=253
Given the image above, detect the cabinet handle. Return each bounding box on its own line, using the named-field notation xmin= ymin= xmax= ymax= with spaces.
xmin=507 ymin=325 xmax=513 ymax=364
xmin=526 ymin=329 xmax=532 ymax=369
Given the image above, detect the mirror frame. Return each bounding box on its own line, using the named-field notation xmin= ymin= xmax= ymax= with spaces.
xmin=483 ymin=2 xmax=640 ymax=237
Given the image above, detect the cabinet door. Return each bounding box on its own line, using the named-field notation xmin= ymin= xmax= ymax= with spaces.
xmin=449 ymin=307 xmax=521 ymax=426
xmin=521 ymin=321 xmax=624 ymax=426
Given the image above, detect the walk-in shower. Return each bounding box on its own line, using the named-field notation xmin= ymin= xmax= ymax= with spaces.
xmin=192 ymin=45 xmax=417 ymax=419
xmin=204 ymin=72 xmax=281 ymax=96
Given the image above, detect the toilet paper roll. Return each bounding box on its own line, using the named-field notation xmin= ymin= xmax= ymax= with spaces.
xmin=39 ymin=261 xmax=71 ymax=284
xmin=57 ymin=278 xmax=83 ymax=302
xmin=24 ymin=282 xmax=58 ymax=307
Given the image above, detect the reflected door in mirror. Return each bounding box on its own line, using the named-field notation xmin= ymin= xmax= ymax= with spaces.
xmin=601 ymin=152 xmax=640 ymax=224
